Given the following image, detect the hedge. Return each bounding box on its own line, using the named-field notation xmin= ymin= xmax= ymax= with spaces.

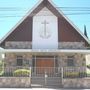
xmin=13 ymin=69 xmax=31 ymax=77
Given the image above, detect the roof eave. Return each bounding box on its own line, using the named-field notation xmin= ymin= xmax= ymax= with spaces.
xmin=0 ymin=49 xmax=90 ymax=54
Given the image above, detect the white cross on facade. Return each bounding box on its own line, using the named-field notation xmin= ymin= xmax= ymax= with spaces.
xmin=41 ymin=20 xmax=49 ymax=37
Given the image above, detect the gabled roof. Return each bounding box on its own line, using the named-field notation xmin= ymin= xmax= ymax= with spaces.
xmin=0 ymin=0 xmax=90 ymax=45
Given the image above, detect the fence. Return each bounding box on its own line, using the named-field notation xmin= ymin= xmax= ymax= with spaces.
xmin=63 ymin=67 xmax=87 ymax=78
xmin=31 ymin=67 xmax=62 ymax=77
xmin=0 ymin=66 xmax=89 ymax=78
xmin=0 ymin=66 xmax=31 ymax=77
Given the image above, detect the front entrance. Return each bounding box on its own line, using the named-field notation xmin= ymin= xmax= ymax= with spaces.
xmin=31 ymin=56 xmax=62 ymax=88
xmin=36 ymin=56 xmax=54 ymax=74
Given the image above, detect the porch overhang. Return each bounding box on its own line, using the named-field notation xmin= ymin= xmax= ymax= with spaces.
xmin=0 ymin=49 xmax=90 ymax=54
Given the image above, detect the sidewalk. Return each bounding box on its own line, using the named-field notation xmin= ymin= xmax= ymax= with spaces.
xmin=0 ymin=88 xmax=89 ymax=90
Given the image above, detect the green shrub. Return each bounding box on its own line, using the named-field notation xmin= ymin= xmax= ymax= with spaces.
xmin=13 ymin=69 xmax=31 ymax=77
xmin=86 ymin=71 xmax=90 ymax=77
xmin=0 ymin=60 xmax=4 ymax=76
xmin=87 ymin=64 xmax=90 ymax=69
xmin=0 ymin=71 xmax=4 ymax=76
xmin=0 ymin=61 xmax=4 ymax=67
xmin=64 ymin=72 xmax=79 ymax=78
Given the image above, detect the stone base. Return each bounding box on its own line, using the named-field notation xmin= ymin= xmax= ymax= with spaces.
xmin=63 ymin=78 xmax=90 ymax=89
xmin=0 ymin=77 xmax=31 ymax=88
xmin=0 ymin=77 xmax=90 ymax=88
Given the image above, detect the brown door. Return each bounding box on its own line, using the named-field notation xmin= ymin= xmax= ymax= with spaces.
xmin=36 ymin=57 xmax=54 ymax=74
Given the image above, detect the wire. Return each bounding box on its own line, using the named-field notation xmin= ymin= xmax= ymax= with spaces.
xmin=56 ymin=7 xmax=90 ymax=9
xmin=1 ymin=7 xmax=90 ymax=11
xmin=0 ymin=7 xmax=90 ymax=18
xmin=0 ymin=13 xmax=90 ymax=18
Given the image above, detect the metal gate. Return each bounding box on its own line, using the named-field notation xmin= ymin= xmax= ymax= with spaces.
xmin=31 ymin=67 xmax=63 ymax=88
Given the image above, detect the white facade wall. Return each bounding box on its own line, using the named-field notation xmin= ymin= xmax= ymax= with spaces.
xmin=32 ymin=7 xmax=58 ymax=49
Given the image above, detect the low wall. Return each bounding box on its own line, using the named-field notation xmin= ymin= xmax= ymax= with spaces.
xmin=63 ymin=78 xmax=90 ymax=88
xmin=0 ymin=77 xmax=31 ymax=88
xmin=1 ymin=77 xmax=90 ymax=88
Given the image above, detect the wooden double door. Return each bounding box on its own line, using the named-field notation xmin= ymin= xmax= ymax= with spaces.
xmin=36 ymin=56 xmax=55 ymax=74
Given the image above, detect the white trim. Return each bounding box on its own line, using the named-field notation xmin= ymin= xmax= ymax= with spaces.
xmin=0 ymin=49 xmax=90 ymax=54
xmin=0 ymin=0 xmax=90 ymax=44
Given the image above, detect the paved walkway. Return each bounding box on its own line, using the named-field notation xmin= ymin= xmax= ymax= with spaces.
xmin=0 ymin=88 xmax=89 ymax=90
xmin=30 ymin=89 xmax=88 ymax=90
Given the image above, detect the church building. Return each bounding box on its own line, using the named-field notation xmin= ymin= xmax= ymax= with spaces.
xmin=0 ymin=0 xmax=90 ymax=88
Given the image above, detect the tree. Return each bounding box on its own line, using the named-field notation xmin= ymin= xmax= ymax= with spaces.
xmin=84 ymin=25 xmax=88 ymax=38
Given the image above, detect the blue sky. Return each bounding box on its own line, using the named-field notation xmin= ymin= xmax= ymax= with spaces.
xmin=0 ymin=0 xmax=90 ymax=39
